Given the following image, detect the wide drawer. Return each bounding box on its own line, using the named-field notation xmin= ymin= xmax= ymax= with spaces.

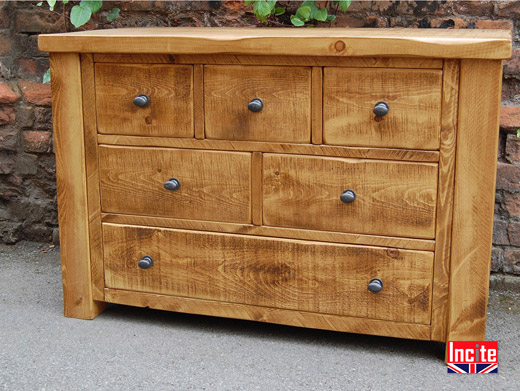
xmin=263 ymin=154 xmax=438 ymax=239
xmin=95 ymin=63 xmax=193 ymax=137
xmin=323 ymin=68 xmax=442 ymax=150
xmin=204 ymin=65 xmax=311 ymax=143
xmin=103 ymin=224 xmax=434 ymax=324
xmin=99 ymin=146 xmax=251 ymax=224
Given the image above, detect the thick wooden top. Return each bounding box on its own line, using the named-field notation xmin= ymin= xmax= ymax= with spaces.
xmin=39 ymin=27 xmax=511 ymax=59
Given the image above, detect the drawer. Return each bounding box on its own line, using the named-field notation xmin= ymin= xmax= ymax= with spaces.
xmin=99 ymin=146 xmax=251 ymax=224
xmin=263 ymin=154 xmax=438 ymax=239
xmin=204 ymin=65 xmax=311 ymax=143
xmin=103 ymin=224 xmax=434 ymax=324
xmin=95 ymin=63 xmax=193 ymax=137
xmin=323 ymin=68 xmax=442 ymax=150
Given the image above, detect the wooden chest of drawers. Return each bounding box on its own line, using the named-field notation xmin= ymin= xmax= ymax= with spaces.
xmin=39 ymin=28 xmax=511 ymax=351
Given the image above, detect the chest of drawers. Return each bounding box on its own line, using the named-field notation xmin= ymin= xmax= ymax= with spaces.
xmin=39 ymin=28 xmax=511 ymax=352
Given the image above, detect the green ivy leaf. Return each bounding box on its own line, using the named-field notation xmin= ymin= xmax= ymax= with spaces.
xmin=296 ymin=6 xmax=311 ymax=22
xmin=80 ymin=0 xmax=103 ymax=15
xmin=244 ymin=0 xmax=255 ymax=6
xmin=314 ymin=8 xmax=328 ymax=22
xmin=339 ymin=0 xmax=352 ymax=12
xmin=290 ymin=15 xmax=305 ymax=26
xmin=326 ymin=14 xmax=336 ymax=23
xmin=43 ymin=68 xmax=51 ymax=84
xmin=63 ymin=0 xmax=69 ymax=4
xmin=274 ymin=6 xmax=285 ymax=15
xmin=267 ymin=0 xmax=276 ymax=12
xmin=46 ymin=0 xmax=56 ymax=11
xmin=106 ymin=7 xmax=120 ymax=22
xmin=517 ymin=129 xmax=520 ymax=138
xmin=70 ymin=5 xmax=92 ymax=28
xmin=254 ymin=0 xmax=271 ymax=22
xmin=36 ymin=2 xmax=43 ymax=6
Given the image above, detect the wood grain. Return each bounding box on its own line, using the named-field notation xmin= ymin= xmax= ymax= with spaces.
xmin=103 ymin=224 xmax=434 ymax=324
xmin=204 ymin=65 xmax=311 ymax=143
xmin=97 ymin=135 xmax=440 ymax=163
xmin=100 ymin=213 xmax=435 ymax=251
xmin=95 ymin=63 xmax=193 ymax=137
xmin=93 ymin=53 xmax=444 ymax=69
xmin=311 ymin=67 xmax=323 ymax=145
xmin=430 ymin=60 xmax=459 ymax=342
xmin=447 ymin=60 xmax=503 ymax=342
xmin=263 ymin=154 xmax=438 ymax=239
xmin=105 ymin=288 xmax=432 ymax=341
xmin=81 ymin=54 xmax=105 ymax=302
xmin=193 ymin=64 xmax=204 ymax=139
xmin=99 ymin=146 xmax=252 ymax=224
xmin=39 ymin=27 xmax=512 ymax=59
xmin=251 ymin=152 xmax=263 ymax=226
xmin=323 ymin=68 xmax=442 ymax=150
xmin=50 ymin=53 xmax=105 ymax=319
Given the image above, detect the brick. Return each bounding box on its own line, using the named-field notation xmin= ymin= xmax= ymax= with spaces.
xmin=453 ymin=0 xmax=495 ymax=15
xmin=500 ymin=106 xmax=520 ymax=132
xmin=504 ymin=192 xmax=520 ymax=217
xmin=0 ymin=30 xmax=9 ymax=54
xmin=475 ymin=19 xmax=513 ymax=30
xmin=496 ymin=0 xmax=520 ymax=18
xmin=333 ymin=14 xmax=388 ymax=28
xmin=494 ymin=219 xmax=510 ymax=245
xmin=505 ymin=133 xmax=520 ymax=163
xmin=502 ymin=78 xmax=520 ymax=105
xmin=0 ymin=128 xmax=17 ymax=151
xmin=491 ymin=247 xmax=504 ymax=273
xmin=430 ymin=17 xmax=470 ymax=29
xmin=0 ymin=153 xmax=14 ymax=174
xmin=19 ymin=80 xmax=51 ymax=106
xmin=496 ymin=162 xmax=520 ymax=191
xmin=0 ymin=83 xmax=19 ymax=104
xmin=504 ymin=48 xmax=520 ymax=77
xmin=17 ymin=105 xmax=34 ymax=129
xmin=223 ymin=1 xmax=244 ymax=11
xmin=13 ymin=34 xmax=48 ymax=58
xmin=14 ymin=9 xmax=62 ymax=33
xmin=508 ymin=221 xmax=520 ymax=246
xmin=23 ymin=131 xmax=52 ymax=153
xmin=0 ymin=106 xmax=15 ymax=125
xmin=14 ymin=153 xmax=37 ymax=175
xmin=0 ymin=6 xmax=8 ymax=29
xmin=504 ymin=249 xmax=520 ymax=275
xmin=16 ymin=58 xmax=38 ymax=76
xmin=34 ymin=106 xmax=52 ymax=130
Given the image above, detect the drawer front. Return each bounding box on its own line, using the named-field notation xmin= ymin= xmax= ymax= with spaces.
xmin=99 ymin=146 xmax=251 ymax=224
xmin=103 ymin=224 xmax=434 ymax=324
xmin=263 ymin=154 xmax=438 ymax=239
xmin=204 ymin=65 xmax=311 ymax=143
xmin=323 ymin=68 xmax=442 ymax=150
xmin=95 ymin=63 xmax=193 ymax=137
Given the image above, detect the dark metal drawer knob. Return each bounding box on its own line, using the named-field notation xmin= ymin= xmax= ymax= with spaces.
xmin=248 ymin=98 xmax=264 ymax=112
xmin=373 ymin=101 xmax=389 ymax=117
xmin=164 ymin=178 xmax=180 ymax=191
xmin=368 ymin=278 xmax=383 ymax=293
xmin=138 ymin=256 xmax=153 ymax=269
xmin=340 ymin=189 xmax=356 ymax=204
xmin=133 ymin=94 xmax=150 ymax=108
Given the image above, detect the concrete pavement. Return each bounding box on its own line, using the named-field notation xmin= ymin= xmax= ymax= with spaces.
xmin=1 ymin=241 xmax=519 ymax=390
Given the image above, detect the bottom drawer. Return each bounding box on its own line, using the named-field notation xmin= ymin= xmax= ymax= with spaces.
xmin=103 ymin=223 xmax=434 ymax=325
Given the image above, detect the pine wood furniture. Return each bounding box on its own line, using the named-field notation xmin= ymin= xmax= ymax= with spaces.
xmin=39 ymin=28 xmax=511 ymax=350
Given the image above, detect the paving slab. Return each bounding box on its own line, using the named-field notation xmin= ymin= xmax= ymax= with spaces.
xmin=1 ymin=241 xmax=519 ymax=390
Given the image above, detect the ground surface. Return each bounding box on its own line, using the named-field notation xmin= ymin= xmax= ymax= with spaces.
xmin=1 ymin=241 xmax=519 ymax=390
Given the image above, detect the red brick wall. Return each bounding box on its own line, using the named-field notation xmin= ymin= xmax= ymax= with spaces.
xmin=1 ymin=1 xmax=519 ymax=276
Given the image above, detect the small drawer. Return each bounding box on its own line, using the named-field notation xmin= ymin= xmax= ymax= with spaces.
xmin=99 ymin=146 xmax=251 ymax=224
xmin=323 ymin=68 xmax=442 ymax=150
xmin=204 ymin=65 xmax=311 ymax=143
xmin=95 ymin=63 xmax=193 ymax=137
xmin=103 ymin=224 xmax=434 ymax=324
xmin=263 ymin=154 xmax=438 ymax=239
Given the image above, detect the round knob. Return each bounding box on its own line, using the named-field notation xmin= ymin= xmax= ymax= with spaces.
xmin=248 ymin=98 xmax=264 ymax=112
xmin=368 ymin=278 xmax=383 ymax=293
xmin=138 ymin=256 xmax=153 ymax=269
xmin=340 ymin=189 xmax=356 ymax=204
xmin=373 ymin=101 xmax=389 ymax=117
xmin=164 ymin=178 xmax=180 ymax=191
xmin=133 ymin=94 xmax=150 ymax=108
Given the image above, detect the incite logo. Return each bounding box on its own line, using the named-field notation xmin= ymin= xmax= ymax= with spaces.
xmin=447 ymin=341 xmax=498 ymax=374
